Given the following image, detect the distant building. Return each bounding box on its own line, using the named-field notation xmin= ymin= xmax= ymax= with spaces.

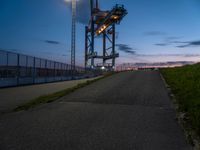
xmin=116 ymin=61 xmax=196 ymax=71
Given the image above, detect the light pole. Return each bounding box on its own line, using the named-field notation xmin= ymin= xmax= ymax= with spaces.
xmin=64 ymin=0 xmax=77 ymax=73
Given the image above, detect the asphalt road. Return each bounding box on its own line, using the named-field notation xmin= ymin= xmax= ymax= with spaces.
xmin=0 ymin=71 xmax=192 ymax=150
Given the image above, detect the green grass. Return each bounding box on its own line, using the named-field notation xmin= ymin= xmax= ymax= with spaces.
xmin=14 ymin=72 xmax=115 ymax=112
xmin=161 ymin=63 xmax=200 ymax=137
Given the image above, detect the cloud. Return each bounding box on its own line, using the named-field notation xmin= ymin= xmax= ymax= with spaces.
xmin=66 ymin=0 xmax=90 ymax=24
xmin=116 ymin=44 xmax=136 ymax=55
xmin=165 ymin=36 xmax=182 ymax=41
xmin=154 ymin=36 xmax=183 ymax=47
xmin=118 ymin=53 xmax=200 ymax=64
xmin=176 ymin=45 xmax=188 ymax=48
xmin=144 ymin=31 xmax=166 ymax=36
xmin=189 ymin=41 xmax=200 ymax=46
xmin=176 ymin=40 xmax=200 ymax=48
xmin=155 ymin=43 xmax=168 ymax=46
xmin=44 ymin=40 xmax=61 ymax=45
xmin=76 ymin=0 xmax=90 ymax=24
xmin=0 ymin=48 xmax=22 ymax=53
xmin=136 ymin=54 xmax=200 ymax=57
xmin=183 ymin=54 xmax=200 ymax=57
xmin=173 ymin=41 xmax=187 ymax=44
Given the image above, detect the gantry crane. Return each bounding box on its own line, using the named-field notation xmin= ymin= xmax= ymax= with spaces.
xmin=85 ymin=0 xmax=127 ymax=70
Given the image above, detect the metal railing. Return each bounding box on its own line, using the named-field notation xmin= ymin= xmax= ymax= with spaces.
xmin=0 ymin=50 xmax=101 ymax=88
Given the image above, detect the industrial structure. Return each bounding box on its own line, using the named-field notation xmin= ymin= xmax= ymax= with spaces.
xmin=0 ymin=50 xmax=101 ymax=88
xmin=70 ymin=0 xmax=76 ymax=72
xmin=0 ymin=1 xmax=128 ymax=88
xmin=85 ymin=0 xmax=127 ymax=70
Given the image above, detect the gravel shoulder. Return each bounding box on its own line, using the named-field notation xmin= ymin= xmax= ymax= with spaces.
xmin=0 ymin=76 xmax=101 ymax=113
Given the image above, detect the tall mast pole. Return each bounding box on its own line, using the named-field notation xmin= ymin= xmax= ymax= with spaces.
xmin=71 ymin=0 xmax=76 ymax=72
xmin=90 ymin=0 xmax=94 ymax=68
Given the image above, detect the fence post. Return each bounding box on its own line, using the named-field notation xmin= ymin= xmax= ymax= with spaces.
xmin=26 ymin=56 xmax=28 ymax=83
xmin=45 ymin=60 xmax=47 ymax=83
xmin=54 ymin=62 xmax=56 ymax=81
xmin=33 ymin=57 xmax=36 ymax=84
xmin=6 ymin=52 xmax=8 ymax=66
xmin=6 ymin=52 xmax=8 ymax=79
xmin=17 ymin=54 xmax=20 ymax=85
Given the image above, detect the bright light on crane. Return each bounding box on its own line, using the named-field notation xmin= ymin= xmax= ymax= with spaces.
xmin=95 ymin=5 xmax=127 ymax=35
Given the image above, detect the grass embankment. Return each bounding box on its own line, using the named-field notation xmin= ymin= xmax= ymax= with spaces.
xmin=14 ymin=72 xmax=114 ymax=112
xmin=161 ymin=63 xmax=200 ymax=139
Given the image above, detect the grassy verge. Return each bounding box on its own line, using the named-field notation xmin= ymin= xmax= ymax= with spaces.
xmin=161 ymin=63 xmax=200 ymax=145
xmin=14 ymin=72 xmax=115 ymax=112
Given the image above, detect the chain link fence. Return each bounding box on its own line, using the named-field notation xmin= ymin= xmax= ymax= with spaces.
xmin=0 ymin=50 xmax=101 ymax=88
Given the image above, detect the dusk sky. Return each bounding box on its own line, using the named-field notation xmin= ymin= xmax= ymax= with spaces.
xmin=1 ymin=0 xmax=200 ymax=66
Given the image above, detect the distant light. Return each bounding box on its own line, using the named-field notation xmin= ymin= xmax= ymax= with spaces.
xmin=64 ymin=0 xmax=79 ymax=2
xmin=113 ymin=15 xmax=119 ymax=20
xmin=64 ymin=0 xmax=71 ymax=2
xmin=101 ymin=66 xmax=105 ymax=70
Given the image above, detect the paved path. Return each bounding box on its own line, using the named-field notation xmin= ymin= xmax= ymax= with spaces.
xmin=0 ymin=76 xmax=100 ymax=113
xmin=0 ymin=71 xmax=192 ymax=150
